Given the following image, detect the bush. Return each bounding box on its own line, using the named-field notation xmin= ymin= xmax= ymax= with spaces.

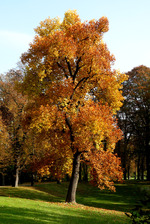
xmin=125 ymin=189 xmax=150 ymax=223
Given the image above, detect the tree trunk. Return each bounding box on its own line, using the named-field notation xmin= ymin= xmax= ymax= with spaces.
xmin=146 ymin=152 xmax=150 ymax=180
xmin=15 ymin=167 xmax=19 ymax=187
xmin=57 ymin=179 xmax=61 ymax=184
xmin=137 ymin=155 xmax=140 ymax=180
xmin=31 ymin=173 xmax=34 ymax=186
xmin=2 ymin=173 xmax=5 ymax=186
xmin=79 ymin=163 xmax=82 ymax=182
xmin=127 ymin=165 xmax=130 ymax=180
xmin=134 ymin=171 xmax=136 ymax=180
xmin=141 ymin=157 xmax=144 ymax=180
xmin=66 ymin=152 xmax=81 ymax=203
xmin=146 ymin=122 xmax=150 ymax=180
xmin=124 ymin=168 xmax=127 ymax=180
xmin=123 ymin=143 xmax=127 ymax=180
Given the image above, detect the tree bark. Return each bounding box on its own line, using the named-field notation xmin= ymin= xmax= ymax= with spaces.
xmin=15 ymin=167 xmax=19 ymax=187
xmin=123 ymin=143 xmax=127 ymax=180
xmin=66 ymin=151 xmax=81 ymax=203
xmin=79 ymin=163 xmax=82 ymax=182
xmin=141 ymin=157 xmax=144 ymax=180
xmin=123 ymin=168 xmax=127 ymax=180
xmin=146 ymin=119 xmax=150 ymax=180
xmin=137 ymin=155 xmax=140 ymax=180
xmin=31 ymin=173 xmax=34 ymax=186
xmin=1 ymin=173 xmax=5 ymax=186
xmin=127 ymin=165 xmax=130 ymax=180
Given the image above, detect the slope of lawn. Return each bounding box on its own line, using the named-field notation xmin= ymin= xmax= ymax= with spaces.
xmin=0 ymin=196 xmax=129 ymax=224
xmin=0 ymin=181 xmax=149 ymax=224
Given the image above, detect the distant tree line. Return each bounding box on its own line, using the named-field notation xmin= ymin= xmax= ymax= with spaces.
xmin=116 ymin=65 xmax=150 ymax=180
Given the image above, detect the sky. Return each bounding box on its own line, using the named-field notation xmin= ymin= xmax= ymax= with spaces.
xmin=0 ymin=0 xmax=150 ymax=74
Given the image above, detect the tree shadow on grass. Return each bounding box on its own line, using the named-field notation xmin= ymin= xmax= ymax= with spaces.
xmin=76 ymin=183 xmax=146 ymax=212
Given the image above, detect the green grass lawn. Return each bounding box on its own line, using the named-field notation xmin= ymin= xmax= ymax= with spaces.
xmin=0 ymin=181 xmax=149 ymax=224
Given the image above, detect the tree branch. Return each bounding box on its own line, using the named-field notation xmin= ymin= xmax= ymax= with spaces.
xmin=70 ymin=73 xmax=96 ymax=100
xmin=73 ymin=57 xmax=82 ymax=82
xmin=65 ymin=57 xmax=73 ymax=78
xmin=57 ymin=62 xmax=68 ymax=79
xmin=65 ymin=114 xmax=74 ymax=143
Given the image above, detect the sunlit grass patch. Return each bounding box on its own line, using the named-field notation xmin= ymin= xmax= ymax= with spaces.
xmin=0 ymin=197 xmax=129 ymax=224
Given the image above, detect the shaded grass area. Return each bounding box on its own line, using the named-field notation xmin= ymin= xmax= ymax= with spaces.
xmin=0 ymin=181 xmax=149 ymax=223
xmin=77 ymin=181 xmax=150 ymax=212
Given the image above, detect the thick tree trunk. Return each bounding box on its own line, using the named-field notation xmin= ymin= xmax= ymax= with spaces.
xmin=66 ymin=152 xmax=81 ymax=203
xmin=15 ymin=167 xmax=19 ymax=187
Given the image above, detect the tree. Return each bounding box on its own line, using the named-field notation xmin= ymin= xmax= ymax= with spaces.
xmin=117 ymin=65 xmax=150 ymax=180
xmin=0 ymin=115 xmax=10 ymax=185
xmin=116 ymin=99 xmax=134 ymax=180
xmin=0 ymin=70 xmax=31 ymax=187
xmin=21 ymin=10 xmax=127 ymax=203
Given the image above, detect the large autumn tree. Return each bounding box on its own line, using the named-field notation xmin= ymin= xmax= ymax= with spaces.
xmin=21 ymin=10 xmax=127 ymax=203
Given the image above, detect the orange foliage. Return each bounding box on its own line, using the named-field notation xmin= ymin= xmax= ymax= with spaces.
xmin=86 ymin=150 xmax=123 ymax=191
xmin=21 ymin=10 xmax=127 ymax=190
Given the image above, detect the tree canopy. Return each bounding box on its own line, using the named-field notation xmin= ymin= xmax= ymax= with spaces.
xmin=20 ymin=10 xmax=127 ymax=202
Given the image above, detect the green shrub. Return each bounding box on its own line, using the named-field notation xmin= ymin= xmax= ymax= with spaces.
xmin=125 ymin=189 xmax=150 ymax=223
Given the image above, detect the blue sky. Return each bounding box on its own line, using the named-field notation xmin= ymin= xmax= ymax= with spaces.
xmin=0 ymin=0 xmax=150 ymax=74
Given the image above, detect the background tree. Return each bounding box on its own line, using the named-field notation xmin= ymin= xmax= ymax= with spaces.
xmin=24 ymin=127 xmax=73 ymax=184
xmin=116 ymin=65 xmax=150 ymax=180
xmin=0 ymin=70 xmax=31 ymax=187
xmin=21 ymin=10 xmax=127 ymax=203
xmin=0 ymin=115 xmax=11 ymax=185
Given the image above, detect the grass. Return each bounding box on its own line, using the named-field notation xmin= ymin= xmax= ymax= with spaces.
xmin=0 ymin=181 xmax=149 ymax=223
xmin=0 ymin=197 xmax=128 ymax=224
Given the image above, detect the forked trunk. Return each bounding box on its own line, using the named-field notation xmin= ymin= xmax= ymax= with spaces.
xmin=66 ymin=152 xmax=81 ymax=203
